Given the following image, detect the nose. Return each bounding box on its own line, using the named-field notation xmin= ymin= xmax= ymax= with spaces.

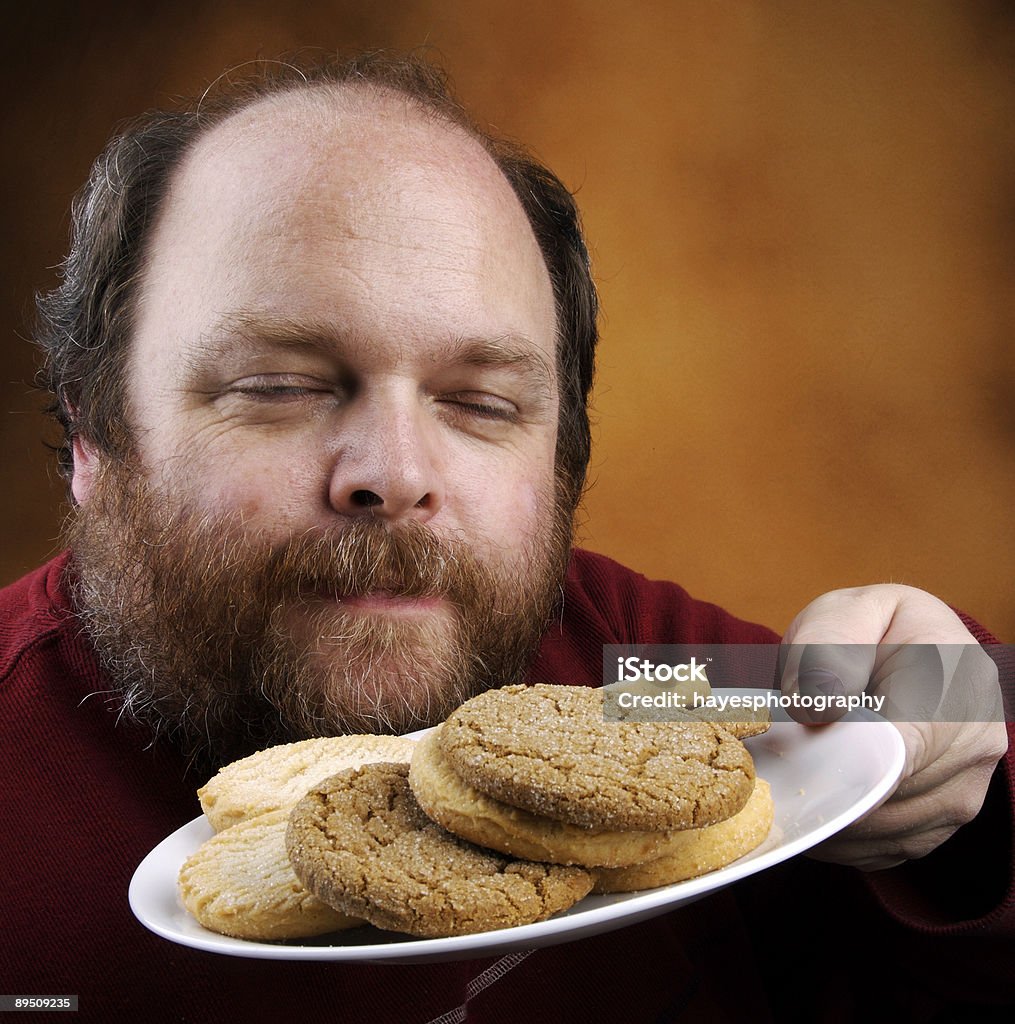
xmin=327 ymin=396 xmax=444 ymax=523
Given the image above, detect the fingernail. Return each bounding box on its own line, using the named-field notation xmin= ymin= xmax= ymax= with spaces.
xmin=798 ymin=668 xmax=844 ymax=698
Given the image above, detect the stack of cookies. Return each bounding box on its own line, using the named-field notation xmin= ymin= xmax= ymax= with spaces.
xmin=178 ymin=684 xmax=774 ymax=941
xmin=406 ymin=684 xmax=773 ymax=895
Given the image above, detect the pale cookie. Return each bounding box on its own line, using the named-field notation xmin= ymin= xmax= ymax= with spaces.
xmin=198 ymin=734 xmax=417 ymax=831
xmin=409 ymin=726 xmax=675 ymax=868
xmin=178 ymin=809 xmax=362 ymax=940
xmin=438 ymin=684 xmax=755 ymax=832
xmin=286 ymin=762 xmax=594 ymax=938
xmin=593 ymin=778 xmax=774 ymax=893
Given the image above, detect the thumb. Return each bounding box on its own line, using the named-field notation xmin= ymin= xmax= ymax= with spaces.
xmin=778 ymin=642 xmax=877 ymax=724
xmin=779 ymin=589 xmax=892 ymax=724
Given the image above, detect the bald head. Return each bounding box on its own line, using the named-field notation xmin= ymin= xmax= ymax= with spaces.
xmin=36 ymin=53 xmax=598 ymax=512
xmin=132 ymin=84 xmax=555 ymax=385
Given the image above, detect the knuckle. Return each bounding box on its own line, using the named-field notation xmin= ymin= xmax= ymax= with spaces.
xmin=986 ymin=723 xmax=1010 ymax=763
xmin=947 ymin=795 xmax=985 ymax=830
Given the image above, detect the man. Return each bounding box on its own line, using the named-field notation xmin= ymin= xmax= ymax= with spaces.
xmin=2 ymin=53 xmax=1011 ymax=1021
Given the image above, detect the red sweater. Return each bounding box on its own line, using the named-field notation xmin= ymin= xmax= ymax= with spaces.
xmin=1 ymin=551 xmax=1012 ymax=1021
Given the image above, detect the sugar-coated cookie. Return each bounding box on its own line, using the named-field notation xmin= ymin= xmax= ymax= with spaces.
xmin=682 ymin=705 xmax=771 ymax=739
xmin=286 ymin=762 xmax=594 ymax=938
xmin=409 ymin=726 xmax=676 ymax=867
xmin=437 ymin=684 xmax=755 ymax=832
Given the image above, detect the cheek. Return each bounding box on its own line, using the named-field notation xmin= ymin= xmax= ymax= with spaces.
xmin=455 ymin=463 xmax=553 ymax=556
xmin=145 ymin=433 xmax=325 ymax=524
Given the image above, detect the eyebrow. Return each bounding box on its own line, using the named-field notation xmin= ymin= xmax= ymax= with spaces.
xmin=197 ymin=311 xmax=346 ymax=362
xmin=438 ymin=334 xmax=557 ymax=398
xmin=196 ymin=311 xmax=557 ymax=397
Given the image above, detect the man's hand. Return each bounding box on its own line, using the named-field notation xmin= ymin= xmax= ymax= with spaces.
xmin=779 ymin=584 xmax=1007 ymax=870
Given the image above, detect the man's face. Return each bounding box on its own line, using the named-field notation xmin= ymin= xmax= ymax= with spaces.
xmin=69 ymin=89 xmax=569 ymax=761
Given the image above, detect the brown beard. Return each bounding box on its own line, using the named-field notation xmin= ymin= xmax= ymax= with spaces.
xmin=66 ymin=461 xmax=572 ymax=768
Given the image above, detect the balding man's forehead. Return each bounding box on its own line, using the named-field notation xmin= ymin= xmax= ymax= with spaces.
xmin=184 ymin=82 xmax=490 ymax=184
xmin=132 ymin=74 xmax=557 ymax=372
xmin=154 ymin=83 xmax=532 ymax=272
xmin=148 ymin=83 xmax=549 ymax=308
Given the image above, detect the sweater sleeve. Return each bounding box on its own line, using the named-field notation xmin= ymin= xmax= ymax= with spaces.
xmin=854 ymin=613 xmax=1015 ymax=1002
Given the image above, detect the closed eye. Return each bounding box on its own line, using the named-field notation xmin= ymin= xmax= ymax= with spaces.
xmin=227 ymin=375 xmax=338 ymax=401
xmin=441 ymin=393 xmax=519 ymax=422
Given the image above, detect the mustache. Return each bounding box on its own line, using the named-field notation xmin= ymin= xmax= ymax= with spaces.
xmin=240 ymin=517 xmax=480 ymax=604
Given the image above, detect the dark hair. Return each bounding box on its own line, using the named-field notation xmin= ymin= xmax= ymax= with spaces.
xmin=34 ymin=52 xmax=599 ymax=510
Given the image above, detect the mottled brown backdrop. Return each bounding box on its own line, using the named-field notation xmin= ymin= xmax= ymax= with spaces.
xmin=3 ymin=1 xmax=1013 ymax=637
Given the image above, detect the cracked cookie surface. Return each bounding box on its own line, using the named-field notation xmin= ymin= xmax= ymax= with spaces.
xmin=286 ymin=762 xmax=594 ymax=937
xmin=437 ymin=684 xmax=755 ymax=832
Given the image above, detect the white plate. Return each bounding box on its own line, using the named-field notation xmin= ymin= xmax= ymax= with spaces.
xmin=129 ymin=694 xmax=905 ymax=963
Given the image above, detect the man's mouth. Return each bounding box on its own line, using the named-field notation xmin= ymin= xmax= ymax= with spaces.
xmin=322 ymin=590 xmax=448 ymax=617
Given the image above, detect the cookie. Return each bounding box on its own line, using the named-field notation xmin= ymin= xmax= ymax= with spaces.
xmin=437 ymin=684 xmax=755 ymax=832
xmin=603 ymin=683 xmax=771 ymax=738
xmin=409 ymin=726 xmax=675 ymax=868
xmin=682 ymin=705 xmax=771 ymax=739
xmin=178 ymin=809 xmax=362 ymax=939
xmin=286 ymin=762 xmax=594 ymax=938
xmin=198 ymin=734 xmax=417 ymax=831
xmin=593 ymin=778 xmax=775 ymax=893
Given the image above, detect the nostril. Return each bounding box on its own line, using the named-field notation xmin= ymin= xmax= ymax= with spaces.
xmin=350 ymin=489 xmax=383 ymax=508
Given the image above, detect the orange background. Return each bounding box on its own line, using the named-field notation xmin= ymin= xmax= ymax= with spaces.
xmin=3 ymin=2 xmax=1013 ymax=638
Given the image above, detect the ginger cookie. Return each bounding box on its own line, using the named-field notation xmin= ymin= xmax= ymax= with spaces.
xmin=178 ymin=809 xmax=362 ymax=940
xmin=286 ymin=762 xmax=594 ymax=938
xmin=437 ymin=684 xmax=755 ymax=832
xmin=198 ymin=735 xmax=417 ymax=831
xmin=593 ymin=778 xmax=775 ymax=893
xmin=680 ymin=704 xmax=771 ymax=739
xmin=409 ymin=726 xmax=675 ymax=868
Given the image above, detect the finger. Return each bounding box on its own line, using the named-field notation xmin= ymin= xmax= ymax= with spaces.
xmin=867 ymin=643 xmax=946 ymax=722
xmin=779 ymin=588 xmax=894 ymax=725
xmin=808 ymin=793 xmax=980 ymax=871
xmin=872 ymin=643 xmax=997 ymax=724
xmin=889 ymin=720 xmax=1007 ymax=801
xmin=778 ymin=642 xmax=877 ymax=724
xmin=806 ymin=720 xmax=1007 ymax=869
xmin=783 ymin=587 xmax=899 ymax=647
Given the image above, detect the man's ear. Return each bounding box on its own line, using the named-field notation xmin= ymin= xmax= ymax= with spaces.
xmin=70 ymin=435 xmax=99 ymax=505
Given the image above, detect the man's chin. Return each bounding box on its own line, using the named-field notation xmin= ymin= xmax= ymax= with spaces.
xmin=275 ymin=658 xmax=478 ymax=738
xmin=268 ymin=607 xmax=480 ymax=735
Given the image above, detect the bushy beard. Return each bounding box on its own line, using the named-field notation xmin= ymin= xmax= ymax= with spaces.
xmin=66 ymin=461 xmax=572 ymax=768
